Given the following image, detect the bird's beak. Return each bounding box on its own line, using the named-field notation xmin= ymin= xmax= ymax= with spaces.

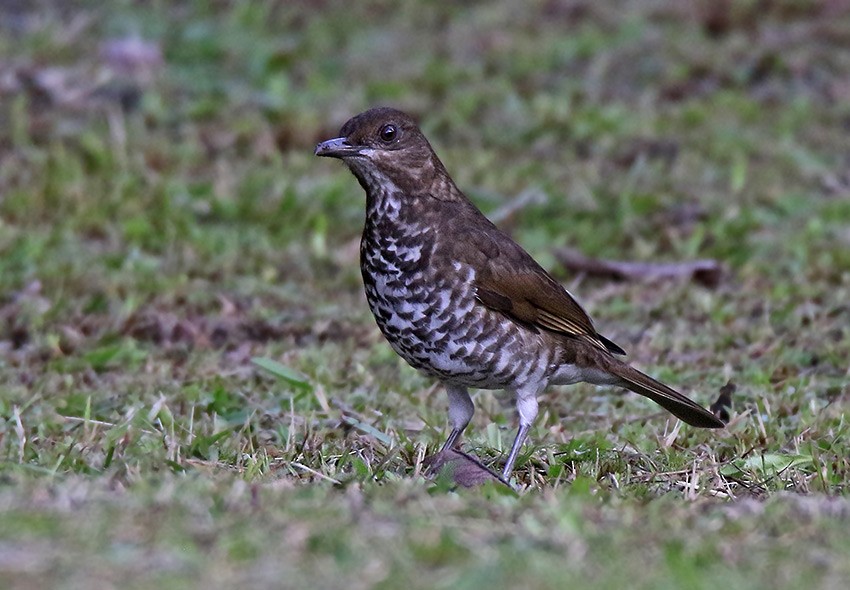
xmin=314 ymin=137 xmax=363 ymax=158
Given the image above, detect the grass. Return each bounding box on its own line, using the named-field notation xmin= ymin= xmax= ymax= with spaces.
xmin=2 ymin=0 xmax=850 ymax=587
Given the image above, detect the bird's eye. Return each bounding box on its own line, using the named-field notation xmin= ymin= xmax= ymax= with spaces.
xmin=379 ymin=124 xmax=398 ymax=143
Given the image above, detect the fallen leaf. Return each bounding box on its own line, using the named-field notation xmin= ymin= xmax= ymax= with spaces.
xmin=423 ymin=448 xmax=511 ymax=489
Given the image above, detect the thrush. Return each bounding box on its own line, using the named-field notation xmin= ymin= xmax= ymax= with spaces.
xmin=315 ymin=107 xmax=725 ymax=481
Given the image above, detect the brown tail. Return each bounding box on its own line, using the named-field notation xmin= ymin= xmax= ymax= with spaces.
xmin=609 ymin=362 xmax=726 ymax=428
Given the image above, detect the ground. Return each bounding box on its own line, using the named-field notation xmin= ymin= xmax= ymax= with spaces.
xmin=1 ymin=1 xmax=850 ymax=588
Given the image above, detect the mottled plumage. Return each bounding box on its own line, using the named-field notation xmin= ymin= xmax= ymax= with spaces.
xmin=316 ymin=107 xmax=724 ymax=481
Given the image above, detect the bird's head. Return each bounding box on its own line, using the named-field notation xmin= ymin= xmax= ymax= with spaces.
xmin=315 ymin=107 xmax=456 ymax=199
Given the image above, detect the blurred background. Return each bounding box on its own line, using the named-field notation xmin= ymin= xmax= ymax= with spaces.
xmin=1 ymin=1 xmax=850 ymax=587
xmin=3 ymin=1 xmax=848 ymax=358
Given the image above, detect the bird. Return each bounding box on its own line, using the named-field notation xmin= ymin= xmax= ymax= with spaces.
xmin=315 ymin=107 xmax=725 ymax=482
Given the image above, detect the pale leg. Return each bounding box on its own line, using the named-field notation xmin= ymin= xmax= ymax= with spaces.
xmin=440 ymin=383 xmax=474 ymax=452
xmin=501 ymin=388 xmax=540 ymax=479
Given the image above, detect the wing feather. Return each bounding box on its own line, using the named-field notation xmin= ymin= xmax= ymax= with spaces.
xmin=455 ymin=226 xmax=625 ymax=355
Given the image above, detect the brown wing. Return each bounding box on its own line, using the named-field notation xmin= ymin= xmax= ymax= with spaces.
xmin=453 ymin=225 xmax=626 ymax=356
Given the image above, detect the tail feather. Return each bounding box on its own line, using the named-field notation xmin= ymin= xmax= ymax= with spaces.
xmin=609 ymin=363 xmax=725 ymax=428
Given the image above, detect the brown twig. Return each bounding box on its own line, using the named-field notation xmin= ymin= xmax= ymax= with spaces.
xmin=553 ymin=247 xmax=724 ymax=288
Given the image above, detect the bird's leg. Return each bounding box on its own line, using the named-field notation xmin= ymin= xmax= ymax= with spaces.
xmin=501 ymin=423 xmax=531 ymax=480
xmin=441 ymin=428 xmax=462 ymax=452
xmin=440 ymin=383 xmax=473 ymax=452
xmin=501 ymin=388 xmax=540 ymax=480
